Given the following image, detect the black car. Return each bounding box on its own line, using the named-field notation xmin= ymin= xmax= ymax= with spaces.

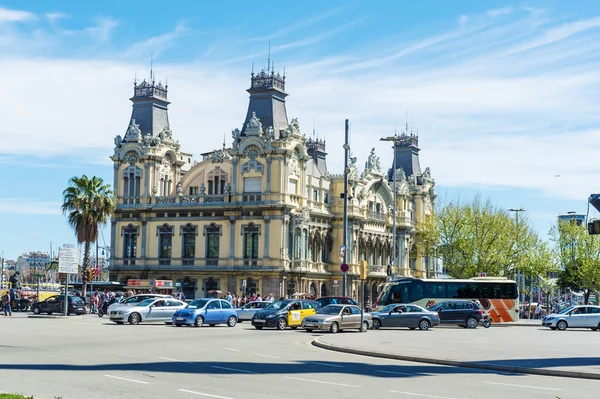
xmin=31 ymin=295 xmax=86 ymax=315
xmin=427 ymin=300 xmax=483 ymax=328
xmin=252 ymin=299 xmax=319 ymax=330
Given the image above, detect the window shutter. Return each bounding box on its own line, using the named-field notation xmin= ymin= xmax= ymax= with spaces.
xmin=244 ymin=177 xmax=262 ymax=193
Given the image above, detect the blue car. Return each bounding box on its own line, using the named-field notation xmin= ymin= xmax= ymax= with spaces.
xmin=172 ymin=298 xmax=238 ymax=327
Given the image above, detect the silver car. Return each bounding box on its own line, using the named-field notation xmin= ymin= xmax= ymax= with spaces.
xmin=107 ymin=294 xmax=171 ymax=314
xmin=236 ymin=301 xmax=271 ymax=322
xmin=542 ymin=305 xmax=600 ymax=331
xmin=301 ymin=304 xmax=371 ymax=333
xmin=110 ymin=298 xmax=187 ymax=325
xmin=371 ymin=304 xmax=440 ymax=331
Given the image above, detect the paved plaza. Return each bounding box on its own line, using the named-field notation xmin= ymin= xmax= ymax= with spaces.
xmin=0 ymin=314 xmax=599 ymax=399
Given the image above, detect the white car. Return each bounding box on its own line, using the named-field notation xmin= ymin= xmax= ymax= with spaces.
xmin=542 ymin=305 xmax=600 ymax=331
xmin=109 ymin=298 xmax=187 ymax=325
xmin=107 ymin=294 xmax=172 ymax=314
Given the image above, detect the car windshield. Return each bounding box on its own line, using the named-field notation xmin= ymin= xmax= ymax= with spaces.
xmin=266 ymin=300 xmax=291 ymax=310
xmin=318 ymin=305 xmax=342 ymax=315
xmin=137 ymin=299 xmax=155 ymax=307
xmin=70 ymin=296 xmax=84 ymax=304
xmin=558 ymin=306 xmax=575 ymax=314
xmin=126 ymin=297 xmax=142 ymax=303
xmin=187 ymin=299 xmax=209 ymax=309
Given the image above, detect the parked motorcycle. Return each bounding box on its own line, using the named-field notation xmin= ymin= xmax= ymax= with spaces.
xmin=481 ymin=314 xmax=492 ymax=328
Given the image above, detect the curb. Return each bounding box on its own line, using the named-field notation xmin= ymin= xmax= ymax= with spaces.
xmin=28 ymin=315 xmax=69 ymax=319
xmin=312 ymin=337 xmax=600 ymax=381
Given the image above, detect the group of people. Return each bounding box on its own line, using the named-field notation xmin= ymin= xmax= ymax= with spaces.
xmin=224 ymin=292 xmax=277 ymax=307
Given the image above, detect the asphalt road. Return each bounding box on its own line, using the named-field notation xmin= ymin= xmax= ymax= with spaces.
xmin=1 ymin=314 xmax=598 ymax=399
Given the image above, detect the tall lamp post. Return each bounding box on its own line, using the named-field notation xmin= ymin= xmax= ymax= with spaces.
xmin=380 ymin=134 xmax=399 ymax=277
xmin=509 ymin=208 xmax=526 ymax=306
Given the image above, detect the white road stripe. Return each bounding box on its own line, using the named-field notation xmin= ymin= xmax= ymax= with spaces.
xmin=210 ymin=366 xmax=257 ymax=374
xmin=305 ymin=361 xmax=344 ymax=368
xmin=285 ymin=376 xmax=361 ymax=388
xmin=158 ymin=356 xmax=192 ymax=364
xmin=104 ymin=374 xmax=150 ymax=384
xmin=389 ymin=390 xmax=456 ymax=399
xmin=484 ymin=382 xmax=563 ymax=391
xmin=252 ymin=353 xmax=280 ymax=359
xmin=224 ymin=348 xmax=240 ymax=352
xmin=178 ymin=389 xmax=236 ymax=399
xmin=375 ymin=369 xmax=416 ymax=376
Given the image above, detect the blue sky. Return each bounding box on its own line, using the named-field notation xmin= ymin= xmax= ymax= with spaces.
xmin=1 ymin=1 xmax=600 ymax=260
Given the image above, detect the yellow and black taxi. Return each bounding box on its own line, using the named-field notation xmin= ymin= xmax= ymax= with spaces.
xmin=251 ymin=299 xmax=319 ymax=330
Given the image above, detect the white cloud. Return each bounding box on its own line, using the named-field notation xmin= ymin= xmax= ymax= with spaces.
xmin=488 ymin=7 xmax=514 ymax=18
xmin=459 ymin=15 xmax=469 ymax=25
xmin=45 ymin=12 xmax=69 ymax=24
xmin=0 ymin=6 xmax=36 ymax=23
xmin=0 ymin=6 xmax=599 ymax=207
xmin=0 ymin=199 xmax=61 ymax=215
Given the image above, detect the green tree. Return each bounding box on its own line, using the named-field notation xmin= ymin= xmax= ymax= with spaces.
xmin=61 ymin=175 xmax=115 ymax=296
xmin=418 ymin=196 xmax=543 ymax=279
xmin=550 ymin=220 xmax=600 ymax=304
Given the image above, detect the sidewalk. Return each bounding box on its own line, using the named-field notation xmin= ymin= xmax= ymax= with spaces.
xmin=313 ymin=326 xmax=600 ymax=380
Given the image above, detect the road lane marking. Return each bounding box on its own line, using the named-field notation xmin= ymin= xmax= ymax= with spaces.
xmin=285 ymin=376 xmax=361 ymax=388
xmin=104 ymin=374 xmax=150 ymax=384
xmin=305 ymin=361 xmax=344 ymax=368
xmin=179 ymin=389 xmax=236 ymax=399
xmin=158 ymin=356 xmax=193 ymax=364
xmin=376 ymin=369 xmax=416 ymax=376
xmin=224 ymin=348 xmax=240 ymax=352
xmin=252 ymin=353 xmax=280 ymax=359
xmin=389 ymin=390 xmax=456 ymax=399
xmin=484 ymin=382 xmax=563 ymax=391
xmin=210 ymin=366 xmax=257 ymax=374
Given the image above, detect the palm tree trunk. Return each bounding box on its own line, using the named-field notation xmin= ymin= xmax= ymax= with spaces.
xmin=82 ymin=240 xmax=91 ymax=297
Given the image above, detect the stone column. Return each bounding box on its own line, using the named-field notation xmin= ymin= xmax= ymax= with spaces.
xmin=141 ymin=220 xmax=147 ymax=260
xmin=232 ymin=159 xmax=238 ymax=194
xmin=266 ymin=158 xmax=272 ymax=193
xmin=144 ymin=163 xmax=149 ymax=197
xmin=229 ymin=217 xmax=236 ymax=260
xmin=113 ymin=163 xmax=119 ymax=196
xmin=263 ymin=216 xmax=270 ymax=259
xmin=110 ymin=219 xmax=117 ymax=263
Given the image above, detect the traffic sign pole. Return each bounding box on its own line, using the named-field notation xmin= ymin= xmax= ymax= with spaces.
xmin=63 ymin=274 xmax=69 ymax=316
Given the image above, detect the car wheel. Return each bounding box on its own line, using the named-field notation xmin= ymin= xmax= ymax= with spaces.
xmin=128 ymin=313 xmax=141 ymax=325
xmin=419 ymin=319 xmax=431 ymax=331
xmin=466 ymin=317 xmax=478 ymax=329
xmin=255 ymin=326 xmax=263 ymax=330
xmin=330 ymin=321 xmax=339 ymax=334
xmin=373 ymin=319 xmax=382 ymax=329
xmin=557 ymin=320 xmax=568 ymax=331
xmin=360 ymin=321 xmax=368 ymax=333
xmin=32 ymin=306 xmax=40 ymax=315
xmin=115 ymin=322 xmax=124 ymax=325
xmin=276 ymin=318 xmax=288 ymax=330
xmin=194 ymin=316 xmax=204 ymax=327
xmin=591 ymin=328 xmax=598 ymax=331
xmin=305 ymin=329 xmax=313 ymax=333
xmin=227 ymin=316 xmax=237 ymax=327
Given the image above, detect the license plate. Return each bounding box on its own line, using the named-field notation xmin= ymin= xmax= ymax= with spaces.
xmin=304 ymin=323 xmax=314 ymax=327
xmin=254 ymin=319 xmax=265 ymax=323
xmin=176 ymin=317 xmax=184 ymax=321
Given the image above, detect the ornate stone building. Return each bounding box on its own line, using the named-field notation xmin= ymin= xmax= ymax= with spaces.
xmin=109 ymin=68 xmax=436 ymax=300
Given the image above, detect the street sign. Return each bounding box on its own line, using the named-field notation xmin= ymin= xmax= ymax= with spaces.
xmin=58 ymin=247 xmax=79 ymax=274
xmin=340 ymin=263 xmax=349 ymax=273
xmin=478 ymin=272 xmax=487 ymax=277
xmin=332 ymin=279 xmax=339 ymax=286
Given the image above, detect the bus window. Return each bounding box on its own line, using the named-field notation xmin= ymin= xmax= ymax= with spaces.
xmin=391 ymin=283 xmax=409 ymax=303
xmin=411 ymin=280 xmax=424 ymax=302
xmin=424 ymin=282 xmax=446 ymax=298
xmin=447 ymin=283 xmax=459 ymax=298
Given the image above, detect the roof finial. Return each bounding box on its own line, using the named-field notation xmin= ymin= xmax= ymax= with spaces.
xmin=150 ymin=52 xmax=154 ymax=82
xmin=313 ymin=116 xmax=316 ymax=138
xmin=405 ymin=110 xmax=409 ymax=135
xmin=252 ymin=62 xmax=254 ymax=75
xmin=267 ymin=40 xmax=271 ymax=74
xmin=223 ymin=132 xmax=226 ymax=149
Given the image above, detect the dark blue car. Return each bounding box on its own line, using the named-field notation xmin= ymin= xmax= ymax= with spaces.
xmin=172 ymin=298 xmax=238 ymax=327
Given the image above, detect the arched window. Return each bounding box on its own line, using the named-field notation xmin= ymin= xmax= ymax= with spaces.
xmin=157 ymin=224 xmax=173 ymax=265
xmin=246 ymin=277 xmax=257 ymax=296
xmin=122 ymin=159 xmax=142 ymax=198
xmin=181 ymin=223 xmax=197 ymax=265
xmin=205 ymin=223 xmax=222 ymax=261
xmin=207 ymin=167 xmax=229 ymax=195
xmin=320 ymin=283 xmax=327 ymax=297
xmin=242 ymin=223 xmax=260 ymax=260
xmin=122 ymin=224 xmax=138 ymax=265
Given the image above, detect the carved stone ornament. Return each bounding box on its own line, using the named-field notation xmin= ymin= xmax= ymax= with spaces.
xmin=176 ymin=182 xmax=183 ymax=196
xmin=348 ymin=153 xmax=359 ymax=180
xmin=292 ymin=206 xmax=311 ymax=228
xmin=266 ymin=126 xmax=275 ymax=140
xmin=210 ymin=148 xmax=229 ymax=163
xmin=232 ymin=128 xmax=241 ymax=141
xmin=408 ymin=174 xmax=417 ymax=187
xmin=286 ymin=118 xmax=301 ymax=137
xmin=200 ymin=183 xmax=206 ymax=195
xmin=422 ymin=167 xmax=434 ymax=185
xmin=394 ymin=168 xmax=406 ymax=182
xmin=241 ymin=149 xmax=264 ymax=175
xmin=289 ymin=157 xmax=300 ymax=177
xmin=124 ymin=119 xmax=142 ymax=143
xmin=245 ymin=112 xmax=263 ymax=135
xmin=424 ymin=196 xmax=432 ymax=215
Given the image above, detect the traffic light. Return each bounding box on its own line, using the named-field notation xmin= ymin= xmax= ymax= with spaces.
xmin=360 ymin=260 xmax=368 ymax=280
xmin=85 ymin=268 xmax=95 ymax=282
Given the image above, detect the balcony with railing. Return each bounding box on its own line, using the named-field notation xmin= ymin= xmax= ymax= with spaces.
xmin=367 ymin=211 xmax=387 ymax=222
xmin=368 ymin=264 xmax=387 ymax=277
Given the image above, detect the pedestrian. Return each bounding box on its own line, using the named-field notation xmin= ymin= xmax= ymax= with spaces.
xmin=256 ymin=293 xmax=262 ymax=301
xmin=364 ymin=295 xmax=371 ymax=312
xmin=534 ymin=303 xmax=541 ymax=319
xmin=2 ymin=292 xmax=11 ymax=316
xmin=226 ymin=292 xmax=232 ymax=303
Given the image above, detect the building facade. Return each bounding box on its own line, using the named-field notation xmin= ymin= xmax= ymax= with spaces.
xmin=16 ymin=251 xmax=52 ymax=283
xmin=109 ymin=68 xmax=436 ymax=300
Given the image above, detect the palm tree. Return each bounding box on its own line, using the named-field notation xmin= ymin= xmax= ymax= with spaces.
xmin=62 ymin=175 xmax=115 ymax=296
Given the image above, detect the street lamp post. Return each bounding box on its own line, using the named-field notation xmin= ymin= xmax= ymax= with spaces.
xmin=509 ymin=208 xmax=526 ymax=307
xmin=380 ymin=135 xmax=399 ymax=277
xmin=342 ymin=119 xmax=350 ymax=297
